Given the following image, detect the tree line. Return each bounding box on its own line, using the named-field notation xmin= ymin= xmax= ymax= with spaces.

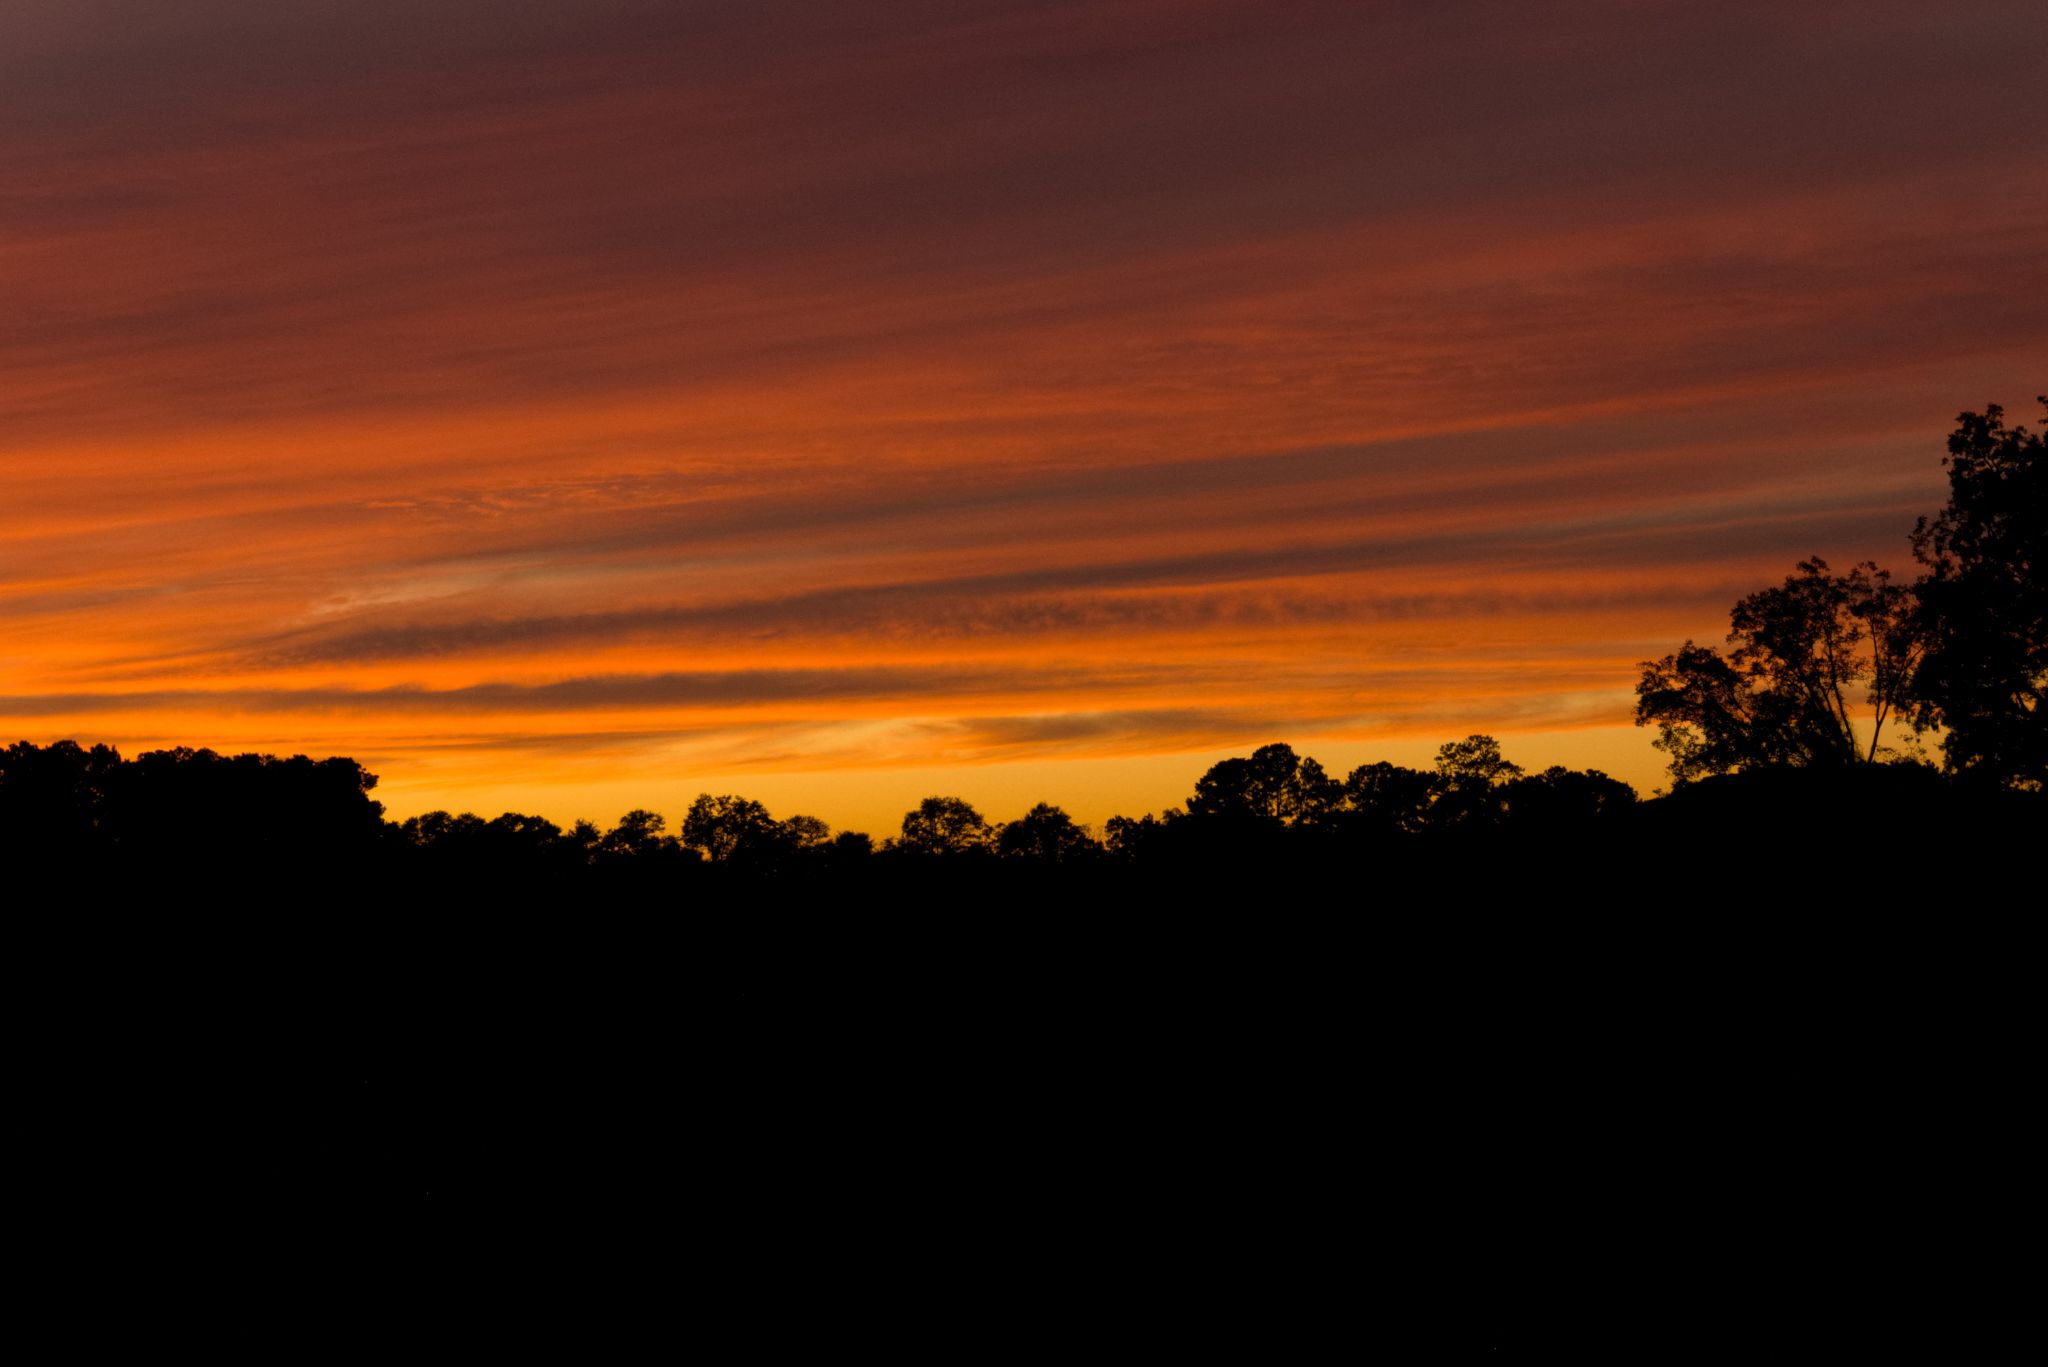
xmin=0 ymin=731 xmax=1643 ymax=882
xmin=4 ymin=727 xmax=2035 ymax=907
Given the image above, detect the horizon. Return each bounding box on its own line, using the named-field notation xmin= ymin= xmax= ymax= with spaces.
xmin=5 ymin=3 xmax=2043 ymax=830
xmin=15 ymin=725 xmax=1654 ymax=838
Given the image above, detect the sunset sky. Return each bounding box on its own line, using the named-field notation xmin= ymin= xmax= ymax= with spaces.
xmin=4 ymin=0 xmax=2044 ymax=834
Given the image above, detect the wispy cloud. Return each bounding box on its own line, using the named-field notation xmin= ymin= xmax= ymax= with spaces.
xmin=3 ymin=1 xmax=2042 ymax=825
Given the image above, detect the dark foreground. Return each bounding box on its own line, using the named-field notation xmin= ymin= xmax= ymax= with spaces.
xmin=11 ymin=763 xmax=2038 ymax=1355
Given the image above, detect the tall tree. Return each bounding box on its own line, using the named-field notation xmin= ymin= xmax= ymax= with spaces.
xmin=1908 ymin=398 xmax=2046 ymax=790
xmin=1636 ymin=558 xmax=1919 ymax=784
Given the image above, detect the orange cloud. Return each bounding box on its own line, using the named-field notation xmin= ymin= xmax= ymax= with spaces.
xmin=3 ymin=2 xmax=2043 ymax=831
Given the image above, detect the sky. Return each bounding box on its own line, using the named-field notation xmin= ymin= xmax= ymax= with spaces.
xmin=3 ymin=0 xmax=2044 ymax=835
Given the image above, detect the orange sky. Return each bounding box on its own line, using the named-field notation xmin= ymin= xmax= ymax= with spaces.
xmin=4 ymin=1 xmax=2044 ymax=835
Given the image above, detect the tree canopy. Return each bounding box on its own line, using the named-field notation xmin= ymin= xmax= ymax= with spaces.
xmin=995 ymin=802 xmax=1094 ymax=862
xmin=1186 ymin=743 xmax=1335 ymax=825
xmin=1909 ymin=397 xmax=2046 ymax=790
xmin=1636 ymin=558 xmax=1919 ymax=783
xmin=894 ymin=796 xmax=992 ymax=856
xmin=1429 ymin=734 xmax=1526 ymax=827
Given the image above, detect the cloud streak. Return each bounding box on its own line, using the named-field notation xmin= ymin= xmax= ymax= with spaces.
xmin=3 ymin=1 xmax=2043 ymax=827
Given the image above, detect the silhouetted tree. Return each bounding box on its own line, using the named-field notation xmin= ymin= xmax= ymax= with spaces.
xmin=1186 ymin=743 xmax=1335 ymax=824
xmin=994 ymin=802 xmax=1097 ymax=862
xmin=1908 ymin=397 xmax=2046 ymax=790
xmin=683 ymin=794 xmax=784 ymax=864
xmin=0 ymin=739 xmax=121 ymax=859
xmin=489 ymin=812 xmax=566 ymax=848
xmin=1337 ymin=761 xmax=1434 ymax=837
xmin=1103 ymin=812 xmax=1173 ymax=860
xmin=1428 ymin=735 xmax=1524 ymax=828
xmin=600 ymin=808 xmax=686 ymax=861
xmin=1501 ymin=766 xmax=1636 ymax=831
xmin=107 ymin=746 xmax=385 ymax=873
xmin=782 ymin=814 xmax=833 ymax=851
xmin=1636 ymin=559 xmax=1919 ymax=784
xmin=401 ymin=810 xmax=478 ymax=847
xmin=397 ymin=808 xmax=591 ymax=882
xmin=822 ymin=829 xmax=875 ymax=868
xmin=895 ymin=796 xmax=992 ymax=856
